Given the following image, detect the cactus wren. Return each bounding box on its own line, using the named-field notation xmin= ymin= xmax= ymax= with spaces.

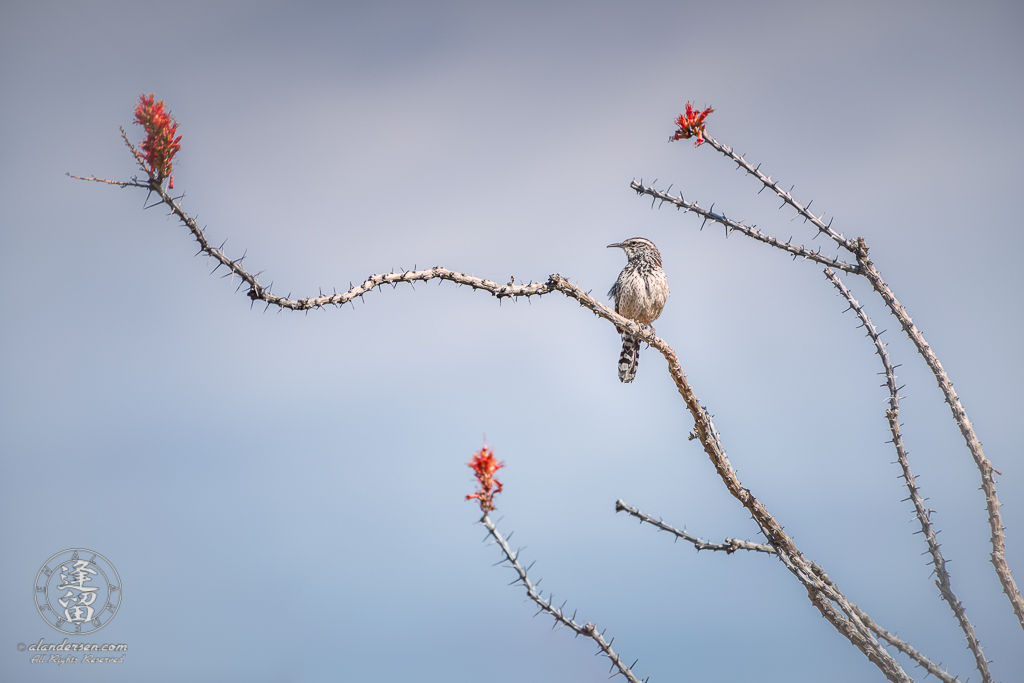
xmin=607 ymin=237 xmax=669 ymax=383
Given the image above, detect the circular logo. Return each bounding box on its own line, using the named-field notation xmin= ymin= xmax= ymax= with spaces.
xmin=34 ymin=549 xmax=121 ymax=635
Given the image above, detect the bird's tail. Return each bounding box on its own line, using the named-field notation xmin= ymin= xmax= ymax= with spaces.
xmin=618 ymin=333 xmax=640 ymax=383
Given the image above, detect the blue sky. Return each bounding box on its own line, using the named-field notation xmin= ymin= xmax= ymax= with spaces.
xmin=2 ymin=1 xmax=1023 ymax=681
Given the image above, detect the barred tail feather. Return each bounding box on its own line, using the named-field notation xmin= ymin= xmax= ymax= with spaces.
xmin=618 ymin=333 xmax=640 ymax=383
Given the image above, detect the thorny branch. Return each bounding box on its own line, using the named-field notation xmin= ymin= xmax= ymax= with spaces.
xmin=856 ymin=253 xmax=1023 ymax=632
xmin=67 ymin=175 xmax=558 ymax=309
xmin=480 ymin=513 xmax=644 ymax=683
xmin=700 ymin=134 xmax=858 ymax=253
xmin=640 ymin=127 xmax=1022 ymax=639
xmin=619 ymin=493 xmax=962 ymax=683
xmin=691 ymin=133 xmax=1023 ymax=633
xmin=75 ymin=170 xmax=912 ymax=681
xmin=647 ymin=294 xmax=908 ymax=681
xmin=848 ymin=603 xmax=962 ymax=683
xmin=614 ymin=499 xmax=776 ymax=555
xmin=826 ymin=269 xmax=987 ymax=683
xmin=628 ymin=181 xmax=860 ymax=274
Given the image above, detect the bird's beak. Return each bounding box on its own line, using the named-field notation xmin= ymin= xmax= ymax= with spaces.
xmin=607 ymin=242 xmax=623 ymax=249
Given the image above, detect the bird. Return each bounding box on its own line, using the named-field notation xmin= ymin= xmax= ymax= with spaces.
xmin=607 ymin=237 xmax=669 ymax=383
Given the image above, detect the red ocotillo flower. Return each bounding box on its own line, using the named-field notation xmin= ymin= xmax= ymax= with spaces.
xmin=133 ymin=94 xmax=182 ymax=188
xmin=670 ymin=102 xmax=714 ymax=146
xmin=466 ymin=445 xmax=504 ymax=512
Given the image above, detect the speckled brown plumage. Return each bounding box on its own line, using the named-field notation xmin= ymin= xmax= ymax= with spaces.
xmin=607 ymin=237 xmax=669 ymax=383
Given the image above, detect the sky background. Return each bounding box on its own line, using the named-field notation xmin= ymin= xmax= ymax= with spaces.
xmin=2 ymin=1 xmax=1023 ymax=681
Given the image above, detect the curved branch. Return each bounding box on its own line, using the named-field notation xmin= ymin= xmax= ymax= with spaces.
xmin=657 ymin=133 xmax=1023 ymax=630
xmin=854 ymin=250 xmax=1024 ymax=632
xmin=826 ymin=268 xmax=987 ymax=682
xmin=647 ymin=336 xmax=909 ymax=682
xmin=80 ymin=173 xmax=912 ymax=682
xmin=481 ymin=514 xmax=643 ymax=683
xmin=619 ymin=493 xmax=961 ymax=683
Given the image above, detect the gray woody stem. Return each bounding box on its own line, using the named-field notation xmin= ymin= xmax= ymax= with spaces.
xmin=856 ymin=253 xmax=1023 ymax=632
xmin=614 ymin=499 xmax=775 ymax=554
xmin=628 ymin=181 xmax=859 ymax=274
xmin=75 ymin=172 xmax=911 ymax=682
xmin=645 ymin=320 xmax=911 ymax=682
xmin=848 ymin=603 xmax=962 ymax=683
xmin=479 ymin=513 xmax=643 ymax=683
xmin=700 ymin=135 xmax=858 ymax=252
xmin=825 ymin=268 xmax=988 ymax=683
xmin=619 ymin=498 xmax=963 ymax=683
xmin=694 ymin=134 xmax=1024 ymax=631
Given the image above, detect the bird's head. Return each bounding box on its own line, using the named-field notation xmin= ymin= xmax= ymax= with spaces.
xmin=607 ymin=237 xmax=661 ymax=262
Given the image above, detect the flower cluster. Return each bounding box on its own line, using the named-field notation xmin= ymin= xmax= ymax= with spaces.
xmin=133 ymin=94 xmax=182 ymax=188
xmin=465 ymin=445 xmax=504 ymax=512
xmin=670 ymin=102 xmax=714 ymax=146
